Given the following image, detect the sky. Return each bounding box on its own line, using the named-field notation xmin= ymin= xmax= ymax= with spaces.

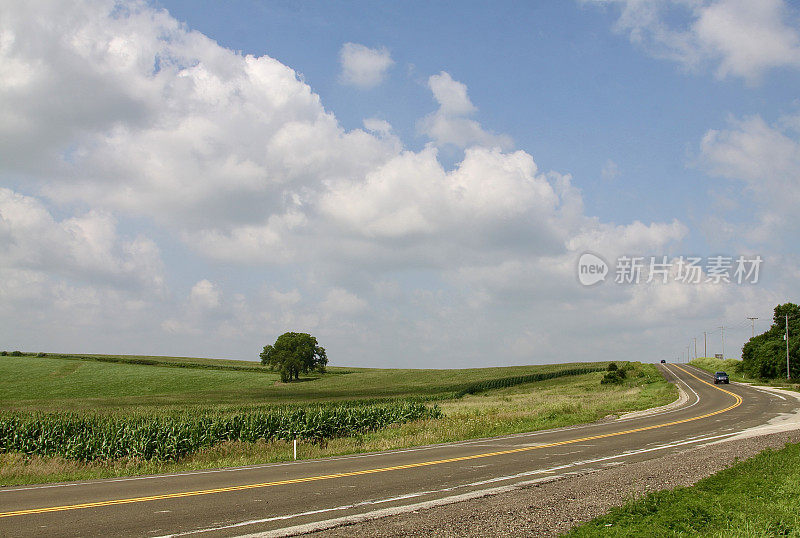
xmin=1 ymin=0 xmax=799 ymax=367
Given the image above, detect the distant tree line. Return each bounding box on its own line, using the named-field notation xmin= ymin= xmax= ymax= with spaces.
xmin=741 ymin=303 xmax=799 ymax=379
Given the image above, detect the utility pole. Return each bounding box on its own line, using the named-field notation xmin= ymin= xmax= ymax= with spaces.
xmin=694 ymin=338 xmax=697 ymax=360
xmin=704 ymin=332 xmax=707 ymax=358
xmin=719 ymin=326 xmax=725 ymax=359
xmin=687 ymin=345 xmax=690 ymax=363
xmin=787 ymin=314 xmax=791 ymax=380
xmin=747 ymin=317 xmax=758 ymax=339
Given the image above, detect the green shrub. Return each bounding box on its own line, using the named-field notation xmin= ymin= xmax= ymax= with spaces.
xmin=0 ymin=351 xmax=7 ymax=356
xmin=607 ymin=362 xmax=618 ymax=372
xmin=9 ymin=351 xmax=23 ymax=357
xmin=601 ymin=370 xmax=625 ymax=384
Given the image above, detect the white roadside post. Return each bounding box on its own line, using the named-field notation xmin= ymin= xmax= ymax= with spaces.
xmin=294 ymin=438 xmax=297 ymax=460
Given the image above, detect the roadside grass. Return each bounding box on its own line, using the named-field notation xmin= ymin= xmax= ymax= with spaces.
xmin=0 ymin=362 xmax=675 ymax=486
xmin=566 ymin=440 xmax=800 ymax=537
xmin=690 ymin=357 xmax=800 ymax=392
xmin=0 ymin=354 xmax=605 ymax=411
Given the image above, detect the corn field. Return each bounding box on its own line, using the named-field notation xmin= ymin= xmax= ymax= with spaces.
xmin=0 ymin=366 xmax=604 ymax=463
xmin=450 ymin=366 xmax=606 ymax=397
xmin=0 ymin=402 xmax=441 ymax=462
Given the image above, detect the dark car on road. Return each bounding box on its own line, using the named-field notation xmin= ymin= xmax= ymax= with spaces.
xmin=660 ymin=359 xmax=666 ymax=363
xmin=713 ymin=371 xmax=729 ymax=384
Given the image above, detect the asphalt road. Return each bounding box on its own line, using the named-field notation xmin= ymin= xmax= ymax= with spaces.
xmin=1 ymin=364 xmax=798 ymax=537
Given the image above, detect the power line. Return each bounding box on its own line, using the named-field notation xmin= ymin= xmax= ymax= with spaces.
xmin=747 ymin=317 xmax=758 ymax=339
xmin=683 ymin=313 xmax=775 ymax=364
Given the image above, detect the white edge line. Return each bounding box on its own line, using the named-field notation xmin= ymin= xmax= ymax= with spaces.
xmin=0 ymin=363 xmax=703 ymax=494
xmin=617 ymin=366 xmax=700 ymax=422
xmin=158 ymin=432 xmax=739 ymax=538
xmin=0 ymin=423 xmax=618 ymax=494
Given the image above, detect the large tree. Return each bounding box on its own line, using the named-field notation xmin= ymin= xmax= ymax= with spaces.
xmin=741 ymin=303 xmax=799 ymax=379
xmin=260 ymin=332 xmax=327 ymax=382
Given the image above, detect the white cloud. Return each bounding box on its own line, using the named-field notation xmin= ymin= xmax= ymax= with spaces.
xmin=0 ymin=188 xmax=164 ymax=292
xmin=699 ymin=114 xmax=800 ymax=242
xmin=320 ymin=288 xmax=367 ymax=315
xmin=267 ymin=288 xmax=302 ymax=307
xmin=418 ymin=72 xmax=513 ymax=149
xmin=318 ymin=145 xmax=573 ymax=268
xmin=427 ymin=71 xmax=476 ymax=115
xmin=0 ymin=188 xmax=166 ymax=353
xmin=338 ymin=42 xmax=394 ymax=88
xmin=1 ymin=0 xmax=766 ymax=367
xmin=190 ymin=279 xmax=221 ymax=309
xmin=161 ymin=318 xmax=200 ymax=336
xmin=0 ymin=0 xmax=397 ymax=236
xmin=696 ymin=0 xmax=800 ymax=81
xmin=567 ymin=219 xmax=689 ymax=258
xmin=593 ymin=0 xmax=800 ymax=83
xmin=363 ymin=118 xmax=394 ymax=137
xmin=601 ymin=159 xmax=620 ymax=180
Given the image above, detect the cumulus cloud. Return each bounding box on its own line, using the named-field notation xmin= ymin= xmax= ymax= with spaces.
xmin=318 ymin=145 xmax=582 ymax=272
xmin=0 ymin=188 xmax=166 ymax=353
xmin=190 ymin=279 xmax=221 ymax=310
xmin=0 ymin=0 xmax=397 ymax=234
xmin=418 ymin=72 xmax=513 ymax=149
xmin=338 ymin=42 xmax=394 ymax=88
xmin=592 ymin=0 xmax=800 ymax=83
xmin=0 ymin=188 xmax=164 ymax=292
xmin=428 ymin=71 xmax=476 ymax=115
xmin=699 ymin=114 xmax=800 ymax=242
xmin=567 ymin=219 xmax=689 ymax=258
xmin=2 ymin=3 xmax=526 ymax=273
xmin=363 ymin=118 xmax=394 ymax=137
xmin=0 ymin=0 xmax=748 ymax=366
xmin=320 ymin=288 xmax=367 ymax=315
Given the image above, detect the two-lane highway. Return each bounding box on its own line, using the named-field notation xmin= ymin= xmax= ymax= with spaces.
xmin=2 ymin=364 xmax=799 ymax=537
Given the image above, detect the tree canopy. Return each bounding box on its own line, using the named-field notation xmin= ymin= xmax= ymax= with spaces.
xmin=741 ymin=303 xmax=799 ymax=379
xmin=260 ymin=332 xmax=327 ymax=382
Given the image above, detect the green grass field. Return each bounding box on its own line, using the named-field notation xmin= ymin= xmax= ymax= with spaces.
xmin=0 ymin=354 xmax=675 ymax=485
xmin=567 ymin=440 xmax=800 ymax=537
xmin=0 ymin=353 xmax=606 ymax=411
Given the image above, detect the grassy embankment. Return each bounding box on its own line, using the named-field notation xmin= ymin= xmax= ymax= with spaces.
xmin=690 ymin=357 xmax=800 ymax=391
xmin=567 ymin=440 xmax=800 ymax=537
xmin=0 ymin=354 xmax=675 ymax=485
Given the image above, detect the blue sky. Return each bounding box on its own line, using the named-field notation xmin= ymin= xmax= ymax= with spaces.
xmin=1 ymin=0 xmax=799 ymax=367
xmin=156 ymin=0 xmax=799 ymax=230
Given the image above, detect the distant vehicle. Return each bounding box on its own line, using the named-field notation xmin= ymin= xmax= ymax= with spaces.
xmin=713 ymin=371 xmax=729 ymax=384
xmin=660 ymin=359 xmax=666 ymax=363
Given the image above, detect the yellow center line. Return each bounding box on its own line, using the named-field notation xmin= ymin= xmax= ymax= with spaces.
xmin=0 ymin=364 xmax=741 ymax=519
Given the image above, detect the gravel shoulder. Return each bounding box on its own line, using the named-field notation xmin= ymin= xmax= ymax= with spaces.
xmin=304 ymin=428 xmax=800 ymax=537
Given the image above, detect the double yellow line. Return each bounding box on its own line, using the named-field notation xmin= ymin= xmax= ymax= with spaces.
xmin=0 ymin=365 xmax=741 ymax=519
